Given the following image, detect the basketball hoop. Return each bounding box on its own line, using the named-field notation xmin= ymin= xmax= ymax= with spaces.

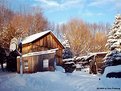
xmin=9 ymin=38 xmax=18 ymax=51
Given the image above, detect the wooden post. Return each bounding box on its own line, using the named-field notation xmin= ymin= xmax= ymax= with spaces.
xmin=18 ymin=38 xmax=23 ymax=76
xmin=94 ymin=55 xmax=97 ymax=74
xmin=20 ymin=54 xmax=23 ymax=76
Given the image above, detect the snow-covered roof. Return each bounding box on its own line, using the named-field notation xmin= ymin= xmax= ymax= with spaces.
xmin=63 ymin=55 xmax=93 ymax=62
xmin=89 ymin=52 xmax=107 ymax=56
xmin=22 ymin=30 xmax=51 ymax=44
xmin=76 ymin=56 xmax=92 ymax=61
xmin=17 ymin=48 xmax=58 ymax=58
xmin=64 ymin=61 xmax=75 ymax=64
xmin=63 ymin=58 xmax=74 ymax=62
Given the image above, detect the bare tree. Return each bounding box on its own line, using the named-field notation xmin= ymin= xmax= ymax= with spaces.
xmin=0 ymin=2 xmax=49 ymax=48
xmin=60 ymin=19 xmax=92 ymax=56
xmin=91 ymin=32 xmax=107 ymax=52
xmin=58 ymin=18 xmax=109 ymax=56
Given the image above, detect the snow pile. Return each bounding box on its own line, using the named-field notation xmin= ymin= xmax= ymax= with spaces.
xmin=0 ymin=72 xmax=72 ymax=91
xmin=100 ymin=65 xmax=121 ymax=89
xmin=55 ymin=66 xmax=65 ymax=72
xmin=0 ymin=71 xmax=98 ymax=91
xmin=75 ymin=64 xmax=82 ymax=68
xmin=101 ymin=65 xmax=121 ymax=78
xmin=99 ymin=78 xmax=121 ymax=90
xmin=0 ymin=71 xmax=121 ymax=91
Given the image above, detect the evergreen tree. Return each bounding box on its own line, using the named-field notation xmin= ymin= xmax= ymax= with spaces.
xmin=103 ymin=14 xmax=121 ymax=74
xmin=106 ymin=14 xmax=121 ymax=50
xmin=62 ymin=34 xmax=73 ymax=59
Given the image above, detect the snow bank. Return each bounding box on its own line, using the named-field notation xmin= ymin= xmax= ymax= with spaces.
xmin=99 ymin=77 xmax=121 ymax=89
xmin=0 ymin=71 xmax=121 ymax=91
xmin=101 ymin=65 xmax=121 ymax=78
xmin=0 ymin=71 xmax=99 ymax=91
xmin=99 ymin=65 xmax=121 ymax=89
xmin=0 ymin=72 xmax=73 ymax=91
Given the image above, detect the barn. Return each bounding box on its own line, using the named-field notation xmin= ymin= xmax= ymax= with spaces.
xmin=17 ymin=30 xmax=64 ymax=73
xmin=89 ymin=52 xmax=107 ymax=74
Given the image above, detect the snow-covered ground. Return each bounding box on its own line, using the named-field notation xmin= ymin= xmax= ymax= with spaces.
xmin=0 ymin=68 xmax=121 ymax=91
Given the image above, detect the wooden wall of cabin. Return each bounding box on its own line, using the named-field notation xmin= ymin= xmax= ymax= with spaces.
xmin=95 ymin=54 xmax=106 ymax=72
xmin=22 ymin=44 xmax=32 ymax=54
xmin=22 ymin=33 xmax=63 ymax=65
xmin=17 ymin=56 xmax=33 ymax=73
xmin=37 ymin=53 xmax=55 ymax=71
xmin=31 ymin=33 xmax=62 ymax=51
xmin=17 ymin=53 xmax=56 ymax=73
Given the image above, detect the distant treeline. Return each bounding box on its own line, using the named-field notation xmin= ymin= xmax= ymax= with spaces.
xmin=54 ymin=19 xmax=110 ymax=56
xmin=0 ymin=0 xmax=49 ymax=48
xmin=0 ymin=0 xmax=110 ymax=56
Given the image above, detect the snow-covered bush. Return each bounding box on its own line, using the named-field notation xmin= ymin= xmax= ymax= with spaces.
xmin=62 ymin=61 xmax=76 ymax=73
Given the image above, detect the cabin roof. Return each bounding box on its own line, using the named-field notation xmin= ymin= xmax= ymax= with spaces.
xmin=22 ymin=30 xmax=51 ymax=44
xmin=17 ymin=48 xmax=58 ymax=58
xmin=22 ymin=30 xmax=64 ymax=48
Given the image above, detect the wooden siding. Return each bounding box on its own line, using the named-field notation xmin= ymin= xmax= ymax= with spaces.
xmin=17 ymin=53 xmax=56 ymax=73
xmin=95 ymin=54 xmax=106 ymax=72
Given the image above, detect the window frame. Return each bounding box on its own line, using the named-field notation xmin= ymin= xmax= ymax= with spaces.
xmin=43 ymin=59 xmax=49 ymax=68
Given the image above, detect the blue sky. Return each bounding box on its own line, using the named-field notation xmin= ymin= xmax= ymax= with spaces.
xmin=8 ymin=0 xmax=121 ymax=24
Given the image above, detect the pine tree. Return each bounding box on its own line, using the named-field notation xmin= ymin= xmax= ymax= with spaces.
xmin=102 ymin=14 xmax=121 ymax=74
xmin=106 ymin=14 xmax=121 ymax=50
xmin=62 ymin=34 xmax=73 ymax=59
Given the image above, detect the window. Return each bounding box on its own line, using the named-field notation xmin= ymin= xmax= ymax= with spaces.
xmin=43 ymin=59 xmax=49 ymax=68
xmin=24 ymin=60 xmax=28 ymax=70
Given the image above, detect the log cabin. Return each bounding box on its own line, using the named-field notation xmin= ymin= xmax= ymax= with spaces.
xmin=17 ymin=30 xmax=64 ymax=73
